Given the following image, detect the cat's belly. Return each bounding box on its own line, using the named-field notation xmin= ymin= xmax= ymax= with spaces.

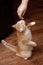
xmin=18 ymin=43 xmax=29 ymax=50
xmin=18 ymin=28 xmax=32 ymax=42
xmin=18 ymin=42 xmax=33 ymax=51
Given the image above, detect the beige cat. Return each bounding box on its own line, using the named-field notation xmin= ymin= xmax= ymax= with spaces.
xmin=1 ymin=20 xmax=37 ymax=60
xmin=12 ymin=20 xmax=37 ymax=60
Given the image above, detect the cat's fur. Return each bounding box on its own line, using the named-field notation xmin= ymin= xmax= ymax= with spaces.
xmin=12 ymin=20 xmax=37 ymax=60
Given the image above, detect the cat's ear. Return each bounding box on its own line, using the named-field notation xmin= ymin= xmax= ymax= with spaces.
xmin=12 ymin=24 xmax=16 ymax=29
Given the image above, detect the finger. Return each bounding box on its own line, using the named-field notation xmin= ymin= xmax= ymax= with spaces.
xmin=21 ymin=9 xmax=26 ymax=17
xmin=17 ymin=10 xmax=23 ymax=19
xmin=21 ymin=16 xmax=24 ymax=20
xmin=19 ymin=11 xmax=24 ymax=19
xmin=17 ymin=10 xmax=21 ymax=18
xmin=17 ymin=9 xmax=24 ymax=19
xmin=21 ymin=11 xmax=26 ymax=19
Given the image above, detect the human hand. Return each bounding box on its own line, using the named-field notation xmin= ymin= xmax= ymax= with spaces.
xmin=17 ymin=3 xmax=28 ymax=19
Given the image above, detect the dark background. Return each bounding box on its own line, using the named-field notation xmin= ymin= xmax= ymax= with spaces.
xmin=0 ymin=0 xmax=43 ymax=39
xmin=0 ymin=0 xmax=21 ymax=38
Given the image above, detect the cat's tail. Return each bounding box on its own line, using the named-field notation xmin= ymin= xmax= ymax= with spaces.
xmin=1 ymin=40 xmax=17 ymax=53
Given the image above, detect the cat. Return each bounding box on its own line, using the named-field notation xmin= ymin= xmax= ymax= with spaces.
xmin=1 ymin=20 xmax=37 ymax=60
xmin=12 ymin=20 xmax=37 ymax=60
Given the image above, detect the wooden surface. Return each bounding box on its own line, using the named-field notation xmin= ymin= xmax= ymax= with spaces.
xmin=0 ymin=0 xmax=43 ymax=65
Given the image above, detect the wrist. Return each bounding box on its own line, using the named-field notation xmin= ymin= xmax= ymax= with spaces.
xmin=21 ymin=0 xmax=29 ymax=6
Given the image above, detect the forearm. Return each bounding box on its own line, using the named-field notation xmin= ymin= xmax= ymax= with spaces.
xmin=21 ymin=0 xmax=29 ymax=5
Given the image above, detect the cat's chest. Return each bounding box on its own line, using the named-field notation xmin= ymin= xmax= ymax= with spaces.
xmin=17 ymin=28 xmax=32 ymax=41
xmin=24 ymin=28 xmax=32 ymax=38
xmin=24 ymin=28 xmax=31 ymax=36
xmin=23 ymin=28 xmax=32 ymax=40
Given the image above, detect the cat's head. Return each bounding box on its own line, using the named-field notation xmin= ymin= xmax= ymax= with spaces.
xmin=12 ymin=20 xmax=26 ymax=32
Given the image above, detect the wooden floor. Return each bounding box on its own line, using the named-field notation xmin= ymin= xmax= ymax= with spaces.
xmin=0 ymin=0 xmax=43 ymax=65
